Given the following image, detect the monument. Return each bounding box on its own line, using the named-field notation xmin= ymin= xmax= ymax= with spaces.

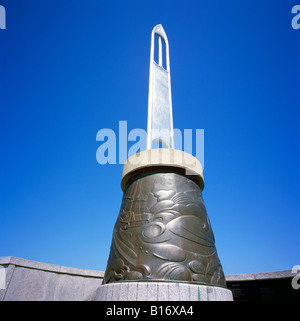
xmin=96 ymin=25 xmax=233 ymax=301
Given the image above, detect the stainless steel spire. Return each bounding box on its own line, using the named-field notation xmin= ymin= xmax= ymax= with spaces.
xmin=147 ymin=24 xmax=174 ymax=149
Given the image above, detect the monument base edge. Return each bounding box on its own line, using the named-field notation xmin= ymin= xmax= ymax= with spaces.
xmin=96 ymin=282 xmax=233 ymax=301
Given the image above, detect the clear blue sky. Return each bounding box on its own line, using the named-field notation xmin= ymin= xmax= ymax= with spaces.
xmin=1 ymin=0 xmax=299 ymax=275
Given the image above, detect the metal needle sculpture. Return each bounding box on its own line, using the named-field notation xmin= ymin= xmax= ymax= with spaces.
xmin=103 ymin=25 xmax=227 ymax=288
xmin=147 ymin=24 xmax=174 ymax=149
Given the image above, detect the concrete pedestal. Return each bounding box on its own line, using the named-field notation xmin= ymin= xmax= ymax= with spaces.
xmin=96 ymin=282 xmax=233 ymax=301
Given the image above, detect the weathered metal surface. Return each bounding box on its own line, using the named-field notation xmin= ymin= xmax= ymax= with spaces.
xmin=103 ymin=172 xmax=226 ymax=288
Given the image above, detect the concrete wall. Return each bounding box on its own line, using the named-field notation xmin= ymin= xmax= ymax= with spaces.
xmin=0 ymin=256 xmax=298 ymax=301
xmin=0 ymin=257 xmax=104 ymax=301
xmin=226 ymin=270 xmax=298 ymax=301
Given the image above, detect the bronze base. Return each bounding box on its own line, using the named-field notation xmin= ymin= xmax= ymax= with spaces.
xmin=103 ymin=170 xmax=227 ymax=288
